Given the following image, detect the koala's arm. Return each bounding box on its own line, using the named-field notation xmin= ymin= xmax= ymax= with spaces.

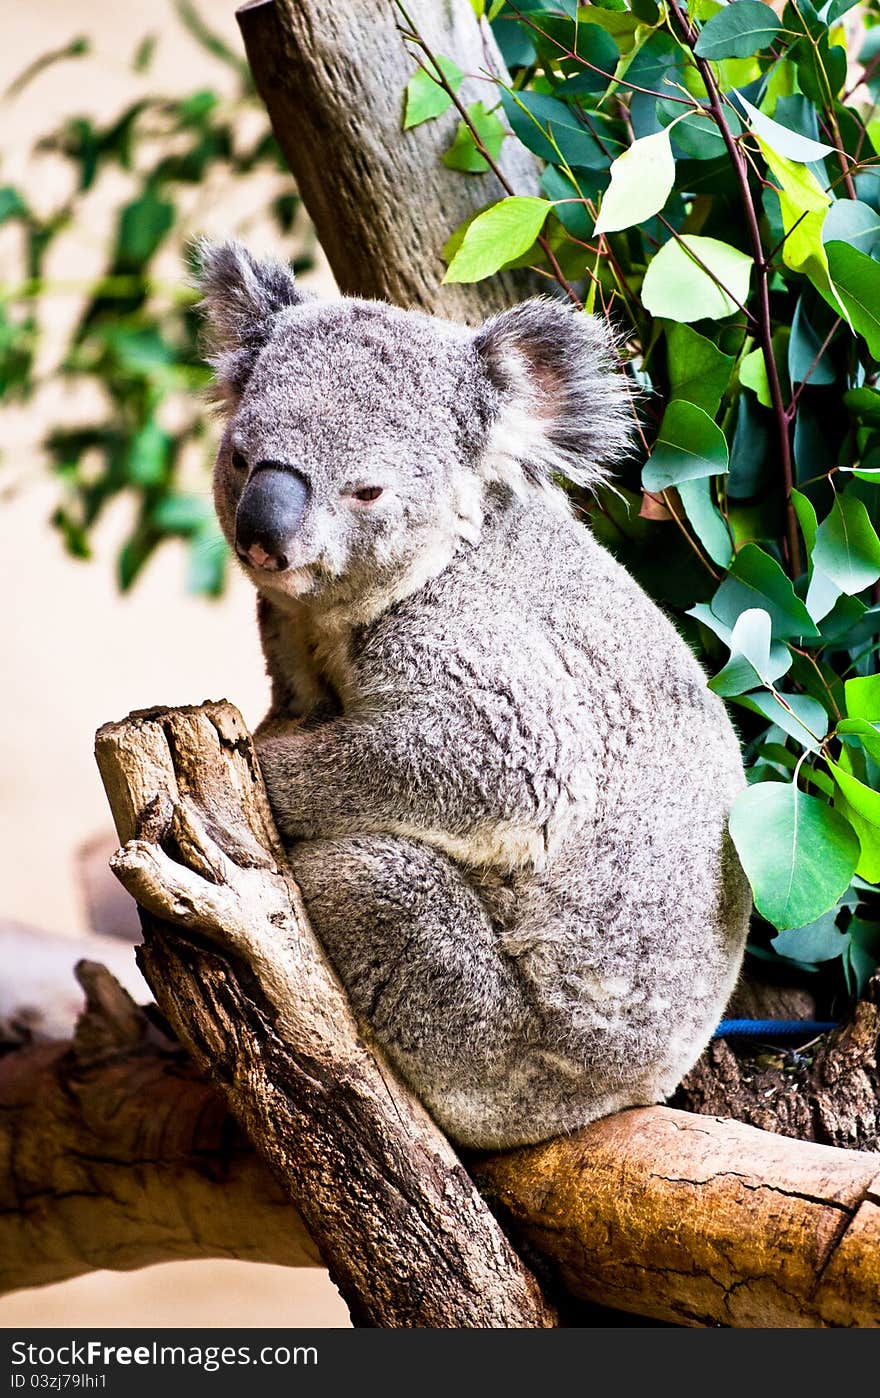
xmin=255 ymin=681 xmax=586 ymax=862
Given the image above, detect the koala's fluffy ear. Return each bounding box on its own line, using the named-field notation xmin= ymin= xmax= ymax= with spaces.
xmin=474 ymin=298 xmax=632 ymax=491
xmin=195 ymin=239 xmax=311 ymax=405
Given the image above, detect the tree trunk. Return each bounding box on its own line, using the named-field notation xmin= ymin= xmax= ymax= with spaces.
xmin=94 ymin=702 xmax=556 ymax=1329
xmin=237 ymin=0 xmax=541 ymax=319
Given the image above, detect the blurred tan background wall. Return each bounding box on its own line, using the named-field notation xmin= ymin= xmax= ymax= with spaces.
xmin=0 ymin=0 xmax=348 ymax=1327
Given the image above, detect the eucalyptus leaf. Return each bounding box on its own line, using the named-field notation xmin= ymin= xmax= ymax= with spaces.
xmin=594 ymin=129 xmax=675 ymax=234
xmin=403 ymin=57 xmax=463 ymax=129
xmin=641 ymin=236 xmax=753 ymax=322
xmin=443 ymin=197 xmax=551 ymax=283
xmin=812 ymin=492 xmax=880 ymax=596
xmin=711 ymin=543 xmax=820 ymax=639
xmin=666 ymin=323 xmax=734 ymax=416
xmin=642 ymin=400 xmax=729 ymax=492
xmin=736 ymin=93 xmax=835 ymax=162
xmin=677 ymin=475 xmax=734 ymax=568
xmin=694 ymin=2 xmax=782 ymax=60
xmin=825 ymin=241 xmax=880 ymax=358
xmin=771 ymin=909 xmax=849 ymax=964
xmin=729 ymin=783 xmax=860 ymax=930
xmin=845 ymin=675 xmax=880 ymax=721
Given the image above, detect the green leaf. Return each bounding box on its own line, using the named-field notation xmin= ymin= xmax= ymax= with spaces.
xmin=739 ymin=347 xmax=772 ymax=408
xmin=844 ymin=917 xmax=880 ymax=996
xmin=442 ymin=102 xmax=506 ymax=173
xmin=837 ymin=718 xmax=880 ymax=765
xmin=733 ymin=689 xmax=829 ymax=751
xmin=666 ymin=323 xmax=734 ymax=416
xmin=844 ymin=388 xmax=880 ymax=426
xmin=729 ymin=783 xmax=860 ymax=930
xmin=678 ymin=475 xmax=734 ymax=568
xmin=791 ymin=488 xmax=818 ymax=567
xmin=641 ymin=236 xmax=753 ymax=323
xmin=812 ymin=492 xmax=880 ymax=596
xmin=0 ymin=186 xmax=28 ymax=225
xmin=772 ymin=908 xmax=849 ymax=964
xmin=694 ymin=1 xmax=782 ymax=59
xmin=115 ymin=188 xmax=173 ymax=267
xmin=788 ymin=297 xmax=836 ymax=386
xmin=127 ymin=420 xmax=171 ymax=487
xmin=736 ymin=93 xmax=834 ymax=162
xmin=642 ymin=400 xmax=729 ymax=492
xmin=712 ymin=543 xmax=820 ymax=639
xmin=759 ymin=144 xmax=848 ymax=321
xmin=403 ymin=57 xmax=463 ymax=129
xmin=828 ymin=754 xmax=880 ymax=883
xmin=845 ymin=675 xmax=880 ymax=722
xmin=708 ymin=608 xmax=790 ymax=696
xmin=499 ymin=89 xmax=616 ymax=170
xmin=825 ymin=241 xmax=880 ymax=359
xmin=594 ymin=129 xmax=675 ymax=235
xmin=151 ymin=493 xmax=212 ymax=535
xmin=822 ymin=200 xmax=880 ymax=257
xmin=443 ymin=197 xmax=551 ymax=283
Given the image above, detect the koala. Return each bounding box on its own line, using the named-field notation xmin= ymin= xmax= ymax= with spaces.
xmin=198 ymin=239 xmax=751 ymax=1151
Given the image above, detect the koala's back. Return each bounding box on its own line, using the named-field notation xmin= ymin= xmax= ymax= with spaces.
xmin=351 ymin=492 xmax=750 ymax=1107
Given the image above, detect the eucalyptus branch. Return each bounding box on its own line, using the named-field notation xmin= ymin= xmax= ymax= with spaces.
xmin=786 ymin=317 xmax=843 ymax=417
xmin=505 ymin=3 xmax=698 ymax=108
xmin=658 ymin=489 xmax=722 ymax=581
xmin=667 ymin=0 xmax=802 ymax=580
xmin=399 ymin=35 xmax=583 ymax=309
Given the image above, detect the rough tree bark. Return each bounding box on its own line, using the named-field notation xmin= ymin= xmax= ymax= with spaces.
xmin=94 ymin=702 xmax=556 ymax=1329
xmin=0 ymin=962 xmax=319 ymax=1294
xmin=237 ymin=0 xmax=541 ymax=319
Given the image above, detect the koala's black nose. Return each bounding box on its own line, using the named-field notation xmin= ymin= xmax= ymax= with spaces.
xmin=235 ymin=463 xmax=309 ymax=573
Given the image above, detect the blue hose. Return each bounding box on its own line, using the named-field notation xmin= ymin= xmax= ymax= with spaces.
xmin=713 ymin=1018 xmax=838 ymax=1041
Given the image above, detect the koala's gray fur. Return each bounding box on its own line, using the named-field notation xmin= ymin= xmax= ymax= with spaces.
xmin=199 ymin=239 xmax=751 ymax=1150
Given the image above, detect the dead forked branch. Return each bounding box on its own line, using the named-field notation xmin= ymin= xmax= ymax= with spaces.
xmin=86 ymin=700 xmax=880 ymax=1328
xmin=94 ymin=702 xmax=556 ymax=1330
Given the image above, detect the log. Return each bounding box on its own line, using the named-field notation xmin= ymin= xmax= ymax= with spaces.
xmin=4 ymin=959 xmax=880 ymax=1324
xmin=0 ymin=962 xmax=318 ymax=1294
xmin=236 ymin=0 xmax=541 ymax=319
xmin=94 ymin=702 xmax=556 ymax=1329
xmin=476 ymin=1107 xmax=880 ymax=1328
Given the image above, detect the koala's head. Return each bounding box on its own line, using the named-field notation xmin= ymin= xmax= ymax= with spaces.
xmin=197 ymin=240 xmax=630 ymax=609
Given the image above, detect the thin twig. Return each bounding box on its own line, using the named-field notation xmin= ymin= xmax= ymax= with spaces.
xmin=668 ymin=0 xmax=801 ymax=579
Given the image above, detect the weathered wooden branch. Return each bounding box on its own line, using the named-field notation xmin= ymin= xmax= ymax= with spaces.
xmin=237 ymin=0 xmax=541 ymax=319
xmin=0 ymin=962 xmax=318 ymax=1294
xmin=94 ymin=702 xmax=556 ymax=1329
xmin=477 ymin=1107 xmax=880 ymax=1328
xmin=75 ymin=700 xmax=880 ymax=1328
xmin=3 ymin=950 xmax=879 ymax=1324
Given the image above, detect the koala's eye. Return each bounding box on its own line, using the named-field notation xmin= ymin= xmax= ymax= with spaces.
xmin=352 ymin=486 xmax=383 ymax=503
xmin=231 ymin=449 xmax=248 ymax=472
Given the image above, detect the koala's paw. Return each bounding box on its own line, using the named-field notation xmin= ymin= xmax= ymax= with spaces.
xmin=110 ymin=799 xmax=298 ymax=967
